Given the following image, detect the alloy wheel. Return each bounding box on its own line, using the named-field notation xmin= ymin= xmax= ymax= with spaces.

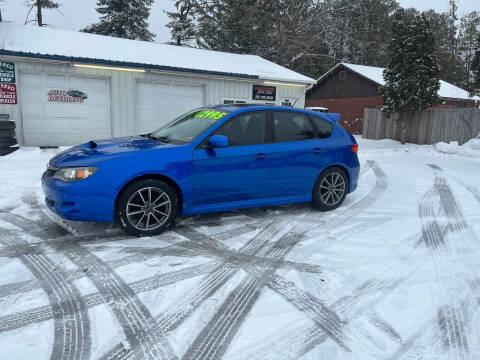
xmin=126 ymin=187 xmax=171 ymax=231
xmin=318 ymin=172 xmax=346 ymax=206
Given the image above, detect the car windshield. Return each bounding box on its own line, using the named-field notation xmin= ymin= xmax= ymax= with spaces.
xmin=148 ymin=109 xmax=230 ymax=144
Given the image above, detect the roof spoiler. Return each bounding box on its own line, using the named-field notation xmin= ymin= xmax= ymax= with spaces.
xmin=321 ymin=113 xmax=341 ymax=123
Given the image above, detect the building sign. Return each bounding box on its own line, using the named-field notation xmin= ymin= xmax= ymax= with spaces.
xmin=0 ymin=62 xmax=15 ymax=83
xmin=252 ymin=85 xmax=276 ymax=101
xmin=0 ymin=83 xmax=17 ymax=104
xmin=48 ymin=89 xmax=88 ymax=103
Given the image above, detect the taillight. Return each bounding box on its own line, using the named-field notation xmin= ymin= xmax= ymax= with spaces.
xmin=351 ymin=143 xmax=358 ymax=154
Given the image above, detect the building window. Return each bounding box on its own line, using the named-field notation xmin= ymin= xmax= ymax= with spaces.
xmin=222 ymin=98 xmax=247 ymax=105
xmin=339 ymin=71 xmax=347 ymax=80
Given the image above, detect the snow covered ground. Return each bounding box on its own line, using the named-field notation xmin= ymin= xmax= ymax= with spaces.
xmin=0 ymin=136 xmax=480 ymax=360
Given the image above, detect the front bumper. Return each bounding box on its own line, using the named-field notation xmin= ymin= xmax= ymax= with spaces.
xmin=42 ymin=172 xmax=115 ymax=222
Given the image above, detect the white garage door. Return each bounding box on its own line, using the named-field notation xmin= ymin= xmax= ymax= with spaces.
xmin=20 ymin=73 xmax=111 ymax=146
xmin=135 ymin=82 xmax=204 ymax=134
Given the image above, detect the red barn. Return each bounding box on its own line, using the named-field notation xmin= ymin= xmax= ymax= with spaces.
xmin=306 ymin=63 xmax=480 ymax=134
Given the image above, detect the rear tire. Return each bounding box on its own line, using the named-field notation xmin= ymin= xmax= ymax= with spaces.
xmin=117 ymin=179 xmax=178 ymax=237
xmin=312 ymin=167 xmax=349 ymax=211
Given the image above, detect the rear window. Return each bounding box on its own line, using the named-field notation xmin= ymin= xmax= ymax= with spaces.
xmin=309 ymin=115 xmax=333 ymax=138
xmin=273 ymin=111 xmax=315 ymax=142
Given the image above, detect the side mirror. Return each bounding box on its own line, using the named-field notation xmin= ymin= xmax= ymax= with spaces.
xmin=208 ymin=135 xmax=229 ymax=148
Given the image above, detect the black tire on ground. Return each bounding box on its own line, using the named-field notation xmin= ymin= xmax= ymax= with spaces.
xmin=117 ymin=178 xmax=179 ymax=237
xmin=0 ymin=129 xmax=15 ymax=138
xmin=312 ymin=167 xmax=349 ymax=211
xmin=0 ymin=146 xmax=19 ymax=156
xmin=0 ymin=121 xmax=15 ymax=130
xmin=0 ymin=137 xmax=17 ymax=147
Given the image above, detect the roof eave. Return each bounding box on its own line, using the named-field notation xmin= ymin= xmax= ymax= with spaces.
xmin=0 ymin=49 xmax=259 ymax=80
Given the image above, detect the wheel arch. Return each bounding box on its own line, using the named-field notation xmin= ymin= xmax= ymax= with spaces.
xmin=114 ymin=174 xmax=184 ymax=220
xmin=312 ymin=164 xmax=350 ymax=195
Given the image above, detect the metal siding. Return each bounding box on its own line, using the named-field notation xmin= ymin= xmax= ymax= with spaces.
xmin=1 ymin=58 xmax=307 ymax=146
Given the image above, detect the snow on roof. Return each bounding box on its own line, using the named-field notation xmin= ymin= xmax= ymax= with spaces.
xmin=0 ymin=23 xmax=315 ymax=85
xmin=318 ymin=62 xmax=479 ymax=101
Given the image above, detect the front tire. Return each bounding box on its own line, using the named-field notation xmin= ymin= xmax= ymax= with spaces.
xmin=312 ymin=167 xmax=349 ymax=211
xmin=117 ymin=179 xmax=178 ymax=236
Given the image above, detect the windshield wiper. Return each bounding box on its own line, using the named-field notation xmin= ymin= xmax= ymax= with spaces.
xmin=140 ymin=133 xmax=172 ymax=143
xmin=155 ymin=136 xmax=171 ymax=143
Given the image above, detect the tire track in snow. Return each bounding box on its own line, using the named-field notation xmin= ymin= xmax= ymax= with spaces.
xmin=100 ymin=221 xmax=288 ymax=359
xmin=0 ymin=210 xmax=69 ymax=239
xmin=181 ymin=162 xmax=388 ymax=360
xmin=0 ymin=230 xmax=91 ymax=360
xmin=181 ymin=224 xmax=350 ymax=360
xmin=236 ymin=168 xmax=432 ymax=360
xmin=0 ymin=212 xmax=177 ymax=360
xmin=234 ymin=231 xmax=429 ymax=360
xmin=297 ymin=160 xmax=388 ymax=244
xmin=0 ymin=224 xmax=263 ymax=303
xmin=0 ymin=161 xmax=386 ymax=360
xmin=420 ymin=164 xmax=480 ymax=360
xmin=357 ymin=162 xmax=480 ymax=360
xmin=169 ymin=227 xmax=322 ymax=274
xmin=0 ymin=262 xmax=220 ymax=332
xmin=49 ymin=239 xmax=177 ymax=360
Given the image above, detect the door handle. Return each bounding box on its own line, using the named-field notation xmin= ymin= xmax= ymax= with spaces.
xmin=254 ymin=153 xmax=266 ymax=160
xmin=313 ymin=147 xmax=322 ymax=154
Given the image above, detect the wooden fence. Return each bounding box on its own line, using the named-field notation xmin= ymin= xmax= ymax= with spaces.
xmin=362 ymin=108 xmax=480 ymax=145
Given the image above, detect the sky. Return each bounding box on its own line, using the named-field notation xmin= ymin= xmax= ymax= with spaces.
xmin=0 ymin=0 xmax=478 ymax=44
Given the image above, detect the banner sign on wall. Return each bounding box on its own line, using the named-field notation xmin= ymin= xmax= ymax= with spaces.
xmin=0 ymin=62 xmax=15 ymax=83
xmin=0 ymin=83 xmax=17 ymax=104
xmin=252 ymin=85 xmax=276 ymax=101
xmin=48 ymin=89 xmax=88 ymax=103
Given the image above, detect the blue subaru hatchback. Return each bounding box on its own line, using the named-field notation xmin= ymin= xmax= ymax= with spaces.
xmin=42 ymin=105 xmax=359 ymax=236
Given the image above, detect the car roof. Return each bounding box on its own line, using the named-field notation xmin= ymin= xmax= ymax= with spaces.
xmin=206 ymin=104 xmax=268 ymax=112
xmin=205 ymin=104 xmax=336 ymax=122
xmin=206 ymin=104 xmax=313 ymax=113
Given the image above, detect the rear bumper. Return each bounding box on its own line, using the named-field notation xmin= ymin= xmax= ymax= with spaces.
xmin=41 ymin=172 xmax=115 ymax=222
xmin=348 ymin=158 xmax=360 ymax=193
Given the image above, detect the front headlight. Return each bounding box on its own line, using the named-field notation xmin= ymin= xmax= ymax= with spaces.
xmin=53 ymin=167 xmax=98 ymax=182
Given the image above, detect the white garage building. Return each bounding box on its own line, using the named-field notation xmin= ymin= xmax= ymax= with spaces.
xmin=0 ymin=23 xmax=315 ymax=146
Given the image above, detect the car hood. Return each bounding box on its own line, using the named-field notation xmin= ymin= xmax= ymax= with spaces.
xmin=49 ymin=136 xmax=176 ymax=167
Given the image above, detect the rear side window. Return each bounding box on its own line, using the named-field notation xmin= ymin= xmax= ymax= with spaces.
xmin=310 ymin=115 xmax=333 ymax=138
xmin=213 ymin=111 xmax=267 ymax=146
xmin=273 ymin=111 xmax=315 ymax=142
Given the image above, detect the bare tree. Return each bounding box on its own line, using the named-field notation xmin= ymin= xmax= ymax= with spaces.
xmin=24 ymin=0 xmax=60 ymax=27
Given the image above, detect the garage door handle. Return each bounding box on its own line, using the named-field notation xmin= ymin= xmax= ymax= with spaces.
xmin=255 ymin=153 xmax=266 ymax=160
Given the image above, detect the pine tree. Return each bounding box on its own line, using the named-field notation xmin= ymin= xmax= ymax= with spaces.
xmin=25 ymin=0 xmax=59 ymax=27
xmin=380 ymin=9 xmax=441 ymax=143
xmin=166 ymin=0 xmax=199 ymax=46
xmin=82 ymin=0 xmax=155 ymax=41
xmin=457 ymin=12 xmax=480 ymax=91
xmin=196 ymin=0 xmax=275 ymax=54
xmin=472 ymin=35 xmax=480 ymax=94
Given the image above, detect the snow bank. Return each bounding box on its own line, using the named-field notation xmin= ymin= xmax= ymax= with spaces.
xmin=435 ymin=138 xmax=480 ymax=158
xmin=356 ymin=135 xmax=480 ymax=160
